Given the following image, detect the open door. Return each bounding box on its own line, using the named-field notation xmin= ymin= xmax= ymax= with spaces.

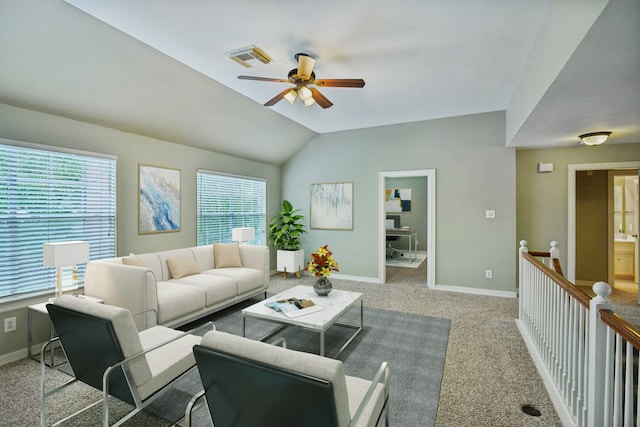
xmin=378 ymin=169 xmax=436 ymax=288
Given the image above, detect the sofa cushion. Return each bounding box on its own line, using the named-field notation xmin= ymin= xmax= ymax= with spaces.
xmin=213 ymin=243 xmax=242 ymax=268
xmin=136 ymin=253 xmax=164 ymax=282
xmin=155 ymin=281 xmax=206 ymax=324
xmin=122 ymin=254 xmax=145 ymax=267
xmin=156 ymin=248 xmax=196 ymax=282
xmin=170 ymin=274 xmax=237 ymax=307
xmin=190 ymin=245 xmax=215 ymax=272
xmin=203 ymin=267 xmax=263 ymax=295
xmin=166 ymin=256 xmax=200 ymax=279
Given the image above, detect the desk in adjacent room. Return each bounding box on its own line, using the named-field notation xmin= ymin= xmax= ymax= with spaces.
xmin=386 ymin=226 xmax=418 ymax=262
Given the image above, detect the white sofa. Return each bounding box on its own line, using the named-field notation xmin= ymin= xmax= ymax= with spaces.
xmin=84 ymin=243 xmax=269 ymax=330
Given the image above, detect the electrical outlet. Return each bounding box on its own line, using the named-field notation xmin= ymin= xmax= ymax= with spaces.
xmin=485 ymin=270 xmax=493 ymax=279
xmin=4 ymin=317 xmax=16 ymax=333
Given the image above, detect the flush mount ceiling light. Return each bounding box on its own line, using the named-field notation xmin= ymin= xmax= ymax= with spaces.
xmin=579 ymin=131 xmax=612 ymax=146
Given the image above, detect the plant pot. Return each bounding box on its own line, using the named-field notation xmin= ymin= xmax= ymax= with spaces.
xmin=277 ymin=249 xmax=304 ymax=278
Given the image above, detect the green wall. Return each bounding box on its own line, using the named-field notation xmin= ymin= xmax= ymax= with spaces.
xmin=516 ymin=143 xmax=640 ymax=273
xmin=0 ymin=102 xmax=282 ymax=360
xmin=282 ymin=111 xmax=517 ymax=291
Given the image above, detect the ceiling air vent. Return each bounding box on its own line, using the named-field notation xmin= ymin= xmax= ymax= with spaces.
xmin=227 ymin=45 xmax=272 ymax=68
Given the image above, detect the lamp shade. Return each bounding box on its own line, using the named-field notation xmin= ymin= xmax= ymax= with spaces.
xmin=231 ymin=227 xmax=255 ymax=243
xmin=43 ymin=241 xmax=90 ymax=267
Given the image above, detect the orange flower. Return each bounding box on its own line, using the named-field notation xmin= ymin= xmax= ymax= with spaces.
xmin=307 ymin=245 xmax=339 ymax=277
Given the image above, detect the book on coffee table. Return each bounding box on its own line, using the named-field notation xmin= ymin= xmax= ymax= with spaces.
xmin=265 ymin=298 xmax=322 ymax=318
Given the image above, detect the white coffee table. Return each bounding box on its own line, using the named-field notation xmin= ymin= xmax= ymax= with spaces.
xmin=241 ymin=284 xmax=363 ymax=357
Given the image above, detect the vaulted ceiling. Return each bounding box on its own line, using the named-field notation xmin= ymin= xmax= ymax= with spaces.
xmin=1 ymin=0 xmax=638 ymax=165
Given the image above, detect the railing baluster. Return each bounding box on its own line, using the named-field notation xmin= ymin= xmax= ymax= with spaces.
xmin=614 ymin=333 xmax=623 ymax=426
xmin=624 ymin=341 xmax=633 ymax=427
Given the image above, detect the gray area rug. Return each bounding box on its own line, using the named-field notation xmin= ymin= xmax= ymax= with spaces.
xmin=146 ymin=304 xmax=451 ymax=427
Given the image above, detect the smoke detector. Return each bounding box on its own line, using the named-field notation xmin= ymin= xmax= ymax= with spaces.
xmin=227 ymin=45 xmax=272 ymax=68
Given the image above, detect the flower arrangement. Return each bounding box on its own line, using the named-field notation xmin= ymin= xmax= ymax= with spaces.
xmin=307 ymin=245 xmax=339 ymax=278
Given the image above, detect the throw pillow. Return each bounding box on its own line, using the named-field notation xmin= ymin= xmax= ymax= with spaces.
xmin=167 ymin=256 xmax=200 ymax=279
xmin=122 ymin=254 xmax=145 ymax=267
xmin=213 ymin=242 xmax=243 ymax=268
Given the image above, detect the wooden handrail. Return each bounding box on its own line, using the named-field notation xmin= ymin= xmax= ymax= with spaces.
xmin=552 ymin=258 xmax=564 ymax=277
xmin=528 ymin=251 xmax=551 ymax=257
xmin=599 ymin=309 xmax=640 ymax=351
xmin=524 ymin=250 xmax=564 ymax=277
xmin=522 ymin=252 xmax=591 ymax=308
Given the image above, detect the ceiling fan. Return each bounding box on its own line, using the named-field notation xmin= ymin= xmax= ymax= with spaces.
xmin=238 ymin=53 xmax=365 ymax=109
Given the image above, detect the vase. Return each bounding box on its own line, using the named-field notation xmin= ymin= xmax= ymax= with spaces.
xmin=313 ymin=277 xmax=332 ymax=296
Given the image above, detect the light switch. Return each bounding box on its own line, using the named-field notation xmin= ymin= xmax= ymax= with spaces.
xmin=485 ymin=210 xmax=496 ymax=219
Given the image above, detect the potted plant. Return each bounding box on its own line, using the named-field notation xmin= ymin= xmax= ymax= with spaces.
xmin=269 ymin=200 xmax=307 ymax=277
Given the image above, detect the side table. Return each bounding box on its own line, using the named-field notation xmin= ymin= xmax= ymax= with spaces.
xmin=28 ymin=294 xmax=103 ymax=367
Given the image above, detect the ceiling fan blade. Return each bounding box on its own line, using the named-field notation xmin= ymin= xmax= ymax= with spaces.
xmin=295 ymin=53 xmax=316 ymax=81
xmin=314 ymin=79 xmax=365 ymax=88
xmin=238 ymin=75 xmax=290 ymax=83
xmin=264 ymin=87 xmax=295 ymax=107
xmin=309 ymin=87 xmax=333 ymax=109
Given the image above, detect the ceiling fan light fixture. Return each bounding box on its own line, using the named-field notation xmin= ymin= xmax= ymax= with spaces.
xmin=579 ymin=131 xmax=612 ymax=146
xmin=299 ymin=86 xmax=313 ymax=101
xmin=303 ymin=97 xmax=316 ymax=107
xmin=284 ymin=89 xmax=297 ymax=104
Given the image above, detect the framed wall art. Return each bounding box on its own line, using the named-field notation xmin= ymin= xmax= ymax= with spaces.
xmin=138 ymin=164 xmax=181 ymax=234
xmin=310 ymin=182 xmax=354 ymax=230
xmin=385 ymin=188 xmax=412 ymax=213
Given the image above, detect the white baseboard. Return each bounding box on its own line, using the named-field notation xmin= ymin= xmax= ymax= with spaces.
xmin=516 ymin=320 xmax=575 ymax=427
xmin=330 ymin=273 xmax=381 ymax=284
xmin=435 ymin=284 xmax=517 ymax=298
xmin=0 ymin=348 xmax=28 ymax=367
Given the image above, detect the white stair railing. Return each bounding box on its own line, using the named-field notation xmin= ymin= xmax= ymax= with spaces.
xmin=518 ymin=240 xmax=640 ymax=427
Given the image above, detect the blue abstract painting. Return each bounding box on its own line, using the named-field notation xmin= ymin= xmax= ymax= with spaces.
xmin=310 ymin=182 xmax=353 ymax=230
xmin=139 ymin=164 xmax=181 ymax=234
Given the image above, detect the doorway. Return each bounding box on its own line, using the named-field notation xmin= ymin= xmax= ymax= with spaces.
xmin=568 ymin=162 xmax=640 ymax=299
xmin=378 ymin=169 xmax=436 ymax=288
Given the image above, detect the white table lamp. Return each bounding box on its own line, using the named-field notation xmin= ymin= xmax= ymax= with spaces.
xmin=43 ymin=241 xmax=90 ymax=298
xmin=231 ymin=227 xmax=255 ymax=245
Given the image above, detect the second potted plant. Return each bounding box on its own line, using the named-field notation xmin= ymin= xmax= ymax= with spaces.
xmin=269 ymin=199 xmax=307 ymax=278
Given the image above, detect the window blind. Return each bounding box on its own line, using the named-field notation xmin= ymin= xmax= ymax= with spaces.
xmin=196 ymin=170 xmax=266 ymax=246
xmin=0 ymin=143 xmax=116 ymax=299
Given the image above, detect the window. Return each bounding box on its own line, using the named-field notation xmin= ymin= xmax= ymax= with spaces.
xmin=197 ymin=170 xmax=266 ymax=246
xmin=0 ymin=141 xmax=116 ymax=299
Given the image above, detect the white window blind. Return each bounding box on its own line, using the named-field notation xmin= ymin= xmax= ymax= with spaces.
xmin=0 ymin=143 xmax=116 ymax=299
xmin=197 ymin=170 xmax=266 ymax=246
